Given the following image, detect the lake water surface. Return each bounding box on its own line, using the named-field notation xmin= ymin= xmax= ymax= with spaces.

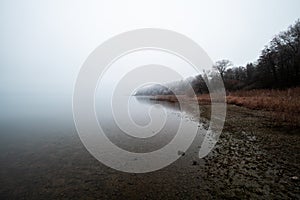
xmin=0 ymin=96 xmax=211 ymax=199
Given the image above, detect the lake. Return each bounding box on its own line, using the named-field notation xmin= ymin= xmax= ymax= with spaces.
xmin=0 ymin=96 xmax=211 ymax=199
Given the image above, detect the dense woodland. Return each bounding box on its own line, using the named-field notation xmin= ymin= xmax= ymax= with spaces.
xmin=136 ymin=19 xmax=300 ymax=96
xmin=204 ymin=19 xmax=300 ymax=91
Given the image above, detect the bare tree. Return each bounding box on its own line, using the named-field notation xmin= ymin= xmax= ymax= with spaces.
xmin=213 ymin=59 xmax=233 ymax=79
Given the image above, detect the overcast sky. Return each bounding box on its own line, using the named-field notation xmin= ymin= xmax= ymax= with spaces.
xmin=0 ymin=0 xmax=300 ymax=119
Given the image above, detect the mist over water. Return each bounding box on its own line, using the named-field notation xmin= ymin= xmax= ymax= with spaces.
xmin=96 ymin=96 xmax=183 ymax=153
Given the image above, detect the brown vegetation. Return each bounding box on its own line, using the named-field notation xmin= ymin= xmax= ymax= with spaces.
xmin=148 ymin=87 xmax=300 ymax=127
xmin=149 ymin=95 xmax=179 ymax=102
xmin=226 ymin=87 xmax=300 ymax=127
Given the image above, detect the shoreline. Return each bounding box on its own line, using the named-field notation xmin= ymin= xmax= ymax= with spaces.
xmin=136 ymin=88 xmax=300 ymax=128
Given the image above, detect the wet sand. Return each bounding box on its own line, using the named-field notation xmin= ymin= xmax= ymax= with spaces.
xmin=0 ymin=104 xmax=300 ymax=199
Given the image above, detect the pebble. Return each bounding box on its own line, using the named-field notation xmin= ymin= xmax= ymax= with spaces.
xmin=177 ymin=150 xmax=185 ymax=156
xmin=192 ymin=160 xmax=198 ymax=165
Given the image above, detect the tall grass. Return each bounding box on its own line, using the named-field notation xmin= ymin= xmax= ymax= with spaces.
xmin=146 ymin=87 xmax=300 ymax=127
xmin=226 ymin=87 xmax=300 ymax=127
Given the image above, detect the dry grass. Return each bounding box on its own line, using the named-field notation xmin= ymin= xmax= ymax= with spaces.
xmin=196 ymin=94 xmax=211 ymax=105
xmin=147 ymin=88 xmax=300 ymax=127
xmin=149 ymin=95 xmax=180 ymax=102
xmin=226 ymin=87 xmax=300 ymax=127
xmin=150 ymin=94 xmax=213 ymax=105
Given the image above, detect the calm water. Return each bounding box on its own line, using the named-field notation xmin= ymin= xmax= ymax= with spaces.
xmin=96 ymin=96 xmax=203 ymax=153
xmin=0 ymin=96 xmax=209 ymax=199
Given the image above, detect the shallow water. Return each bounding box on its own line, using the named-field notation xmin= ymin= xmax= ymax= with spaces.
xmin=96 ymin=96 xmax=204 ymax=152
xmin=0 ymin=96 xmax=208 ymax=199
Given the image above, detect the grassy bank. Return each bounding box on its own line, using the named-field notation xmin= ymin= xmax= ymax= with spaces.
xmin=226 ymin=88 xmax=300 ymax=127
xmin=145 ymin=87 xmax=300 ymax=127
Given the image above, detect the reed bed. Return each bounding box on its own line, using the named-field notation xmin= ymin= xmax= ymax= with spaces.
xmin=226 ymin=87 xmax=300 ymax=126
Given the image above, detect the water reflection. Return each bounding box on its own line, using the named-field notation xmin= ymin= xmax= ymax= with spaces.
xmin=96 ymin=96 xmax=202 ymax=153
xmin=135 ymin=96 xmax=181 ymax=112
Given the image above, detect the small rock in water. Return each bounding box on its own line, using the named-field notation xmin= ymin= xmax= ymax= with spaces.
xmin=192 ymin=160 xmax=198 ymax=165
xmin=177 ymin=150 xmax=185 ymax=156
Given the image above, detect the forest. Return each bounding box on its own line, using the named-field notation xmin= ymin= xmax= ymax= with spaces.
xmin=199 ymin=19 xmax=300 ymax=92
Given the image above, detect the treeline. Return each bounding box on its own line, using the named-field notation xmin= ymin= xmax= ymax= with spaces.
xmin=136 ymin=19 xmax=300 ymax=96
xmin=134 ymin=78 xmax=198 ymax=96
xmin=134 ymin=75 xmax=210 ymax=96
xmin=218 ymin=19 xmax=300 ymax=90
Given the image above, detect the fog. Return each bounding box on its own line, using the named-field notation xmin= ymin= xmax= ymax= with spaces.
xmin=1 ymin=0 xmax=299 ymax=123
